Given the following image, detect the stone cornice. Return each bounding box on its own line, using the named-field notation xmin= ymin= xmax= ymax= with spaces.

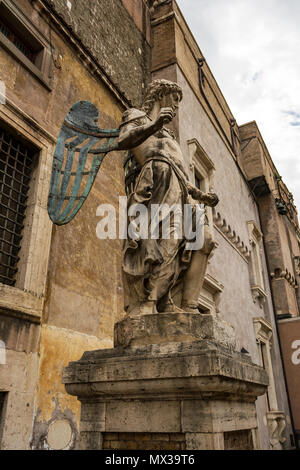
xmin=253 ymin=317 xmax=273 ymax=344
xmin=213 ymin=209 xmax=250 ymax=261
xmin=270 ymin=267 xmax=298 ymax=289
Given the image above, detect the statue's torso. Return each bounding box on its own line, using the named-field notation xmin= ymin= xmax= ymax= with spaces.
xmin=133 ymin=128 xmax=181 ymax=164
xmin=125 ymin=112 xmax=185 ymax=171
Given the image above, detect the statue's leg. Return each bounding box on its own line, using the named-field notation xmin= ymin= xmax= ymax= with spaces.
xmin=149 ymin=238 xmax=186 ymax=313
xmin=181 ymin=228 xmax=215 ymax=312
xmin=123 ymin=273 xmax=157 ymax=317
xmin=181 ymin=250 xmax=209 ymax=312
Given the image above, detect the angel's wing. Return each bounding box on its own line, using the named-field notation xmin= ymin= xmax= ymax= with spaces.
xmin=47 ymin=101 xmax=119 ymax=225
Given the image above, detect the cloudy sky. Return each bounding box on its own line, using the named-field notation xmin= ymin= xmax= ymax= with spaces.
xmin=176 ymin=0 xmax=300 ymax=210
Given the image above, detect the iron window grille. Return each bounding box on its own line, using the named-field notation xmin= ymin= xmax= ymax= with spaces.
xmin=0 ymin=125 xmax=36 ymax=286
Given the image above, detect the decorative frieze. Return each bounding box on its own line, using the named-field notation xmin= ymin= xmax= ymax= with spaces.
xmin=270 ymin=268 xmax=298 ymax=289
xmin=212 ymin=209 xmax=250 ymax=260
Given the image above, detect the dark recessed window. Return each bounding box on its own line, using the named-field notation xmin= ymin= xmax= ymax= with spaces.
xmin=0 ymin=2 xmax=44 ymax=68
xmin=0 ymin=124 xmax=38 ymax=287
xmin=195 ymin=174 xmax=201 ymax=189
xmin=195 ymin=172 xmax=205 ymax=192
xmin=0 ymin=392 xmax=8 ymax=449
xmin=0 ymin=17 xmax=38 ymax=64
xmin=0 ymin=1 xmax=53 ymax=89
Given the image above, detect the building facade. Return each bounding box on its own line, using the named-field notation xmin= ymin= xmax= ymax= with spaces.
xmin=239 ymin=120 xmax=300 ymax=447
xmin=149 ymin=0 xmax=296 ymax=449
xmin=0 ymin=0 xmax=298 ymax=449
xmin=0 ymin=0 xmax=151 ymax=450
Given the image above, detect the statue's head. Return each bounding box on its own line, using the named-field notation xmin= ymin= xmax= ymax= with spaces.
xmin=142 ymin=79 xmax=183 ymax=115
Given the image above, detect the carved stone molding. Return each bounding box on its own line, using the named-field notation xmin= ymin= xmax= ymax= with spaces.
xmin=266 ymin=412 xmax=286 ymax=449
xmin=294 ymin=256 xmax=300 ymax=277
xmin=251 ymin=286 xmax=267 ymax=309
xmin=199 ymin=274 xmax=224 ymax=315
xmin=247 ymin=220 xmax=263 ymax=246
xmin=147 ymin=0 xmax=171 ymax=13
xmin=253 ymin=317 xmax=273 ymax=344
xmin=187 ymin=139 xmax=216 ymax=176
xmin=270 ymin=267 xmax=298 ymax=289
xmin=212 ymin=208 xmax=250 ymax=260
xmin=247 ymin=220 xmax=267 ymax=302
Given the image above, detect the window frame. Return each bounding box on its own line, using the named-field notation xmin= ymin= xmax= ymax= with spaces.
xmin=0 ymin=96 xmax=55 ymax=321
xmin=247 ymin=220 xmax=267 ymax=308
xmin=253 ymin=317 xmax=287 ymax=448
xmin=0 ymin=0 xmax=53 ymax=91
xmin=188 ymin=138 xmax=216 ymax=234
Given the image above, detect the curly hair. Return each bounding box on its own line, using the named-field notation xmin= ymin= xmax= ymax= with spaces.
xmin=141 ymin=79 xmax=183 ymax=115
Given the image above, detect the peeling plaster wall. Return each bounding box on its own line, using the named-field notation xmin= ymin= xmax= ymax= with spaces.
xmin=31 ymin=325 xmax=112 ymax=449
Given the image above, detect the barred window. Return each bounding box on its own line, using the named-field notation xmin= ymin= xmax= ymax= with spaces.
xmin=0 ymin=124 xmax=37 ymax=286
xmin=0 ymin=0 xmax=53 ymax=90
xmin=0 ymin=16 xmax=38 ymax=64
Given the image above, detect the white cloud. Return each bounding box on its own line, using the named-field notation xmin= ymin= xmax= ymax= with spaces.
xmin=177 ymin=0 xmax=300 ymax=211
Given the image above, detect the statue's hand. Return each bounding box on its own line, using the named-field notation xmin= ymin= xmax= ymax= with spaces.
xmin=155 ymin=107 xmax=175 ymax=128
xmin=202 ymin=192 xmax=219 ymax=207
xmin=187 ymin=183 xmax=219 ymax=207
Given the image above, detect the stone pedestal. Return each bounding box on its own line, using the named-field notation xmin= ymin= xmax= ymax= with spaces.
xmin=63 ymin=313 xmax=268 ymax=450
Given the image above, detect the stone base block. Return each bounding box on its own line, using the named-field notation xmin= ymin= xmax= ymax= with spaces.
xmin=63 ymin=338 xmax=268 ymax=449
xmin=114 ymin=313 xmax=236 ymax=350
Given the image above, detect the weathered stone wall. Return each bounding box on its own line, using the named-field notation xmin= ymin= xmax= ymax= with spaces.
xmin=0 ymin=0 xmax=150 ymax=450
xmin=45 ymin=0 xmax=151 ymax=106
xmin=151 ymin=0 xmax=294 ymax=449
xmin=0 ymin=314 xmax=40 ymax=449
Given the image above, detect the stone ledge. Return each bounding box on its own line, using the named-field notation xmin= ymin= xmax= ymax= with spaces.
xmin=63 ymin=340 xmax=268 ymax=401
xmin=114 ymin=313 xmax=236 ymax=350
